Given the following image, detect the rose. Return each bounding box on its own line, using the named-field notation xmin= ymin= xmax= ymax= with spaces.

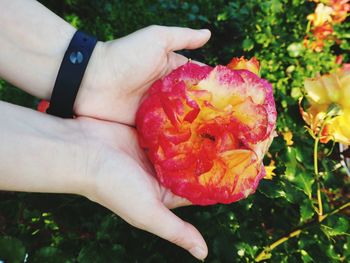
xmin=301 ymin=65 xmax=350 ymax=144
xmin=136 ymin=57 xmax=277 ymax=205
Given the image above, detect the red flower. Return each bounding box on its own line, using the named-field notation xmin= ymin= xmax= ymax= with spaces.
xmin=136 ymin=59 xmax=277 ymax=205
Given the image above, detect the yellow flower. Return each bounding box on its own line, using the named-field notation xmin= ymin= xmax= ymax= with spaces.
xmin=264 ymin=160 xmax=276 ymax=180
xmin=323 ymin=108 xmax=350 ymax=143
xmin=282 ymin=131 xmax=294 ymax=146
xmin=307 ymin=3 xmax=334 ymax=27
xmin=302 ymin=67 xmax=350 ymax=144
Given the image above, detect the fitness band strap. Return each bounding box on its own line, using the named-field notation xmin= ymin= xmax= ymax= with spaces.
xmin=47 ymin=30 xmax=98 ymax=118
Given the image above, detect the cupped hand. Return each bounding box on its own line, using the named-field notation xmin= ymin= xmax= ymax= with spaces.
xmin=74 ymin=25 xmax=211 ymax=125
xmin=75 ymin=117 xmax=208 ymax=260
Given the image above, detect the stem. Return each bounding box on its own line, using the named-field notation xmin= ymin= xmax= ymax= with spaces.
xmin=268 ymin=229 xmax=302 ymax=251
xmin=314 ymin=136 xmax=323 ymax=220
xmin=306 ymin=20 xmax=311 ymax=34
xmin=255 ymin=201 xmax=350 ymax=262
xmin=324 ymin=201 xmax=350 ymax=219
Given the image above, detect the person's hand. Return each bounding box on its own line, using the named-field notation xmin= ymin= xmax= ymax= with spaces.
xmin=72 ymin=27 xmax=210 ymax=259
xmin=74 ymin=26 xmax=211 ymax=125
xmin=0 ymin=101 xmax=207 ymax=260
xmin=75 ymin=117 xmax=208 ymax=260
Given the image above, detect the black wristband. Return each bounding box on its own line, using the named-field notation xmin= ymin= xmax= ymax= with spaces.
xmin=47 ymin=30 xmax=97 ymax=118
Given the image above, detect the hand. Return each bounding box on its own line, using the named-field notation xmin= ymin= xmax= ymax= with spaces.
xmin=75 ymin=26 xmax=211 ymax=125
xmin=0 ymin=101 xmax=207 ymax=260
xmin=75 ymin=117 xmax=208 ymax=260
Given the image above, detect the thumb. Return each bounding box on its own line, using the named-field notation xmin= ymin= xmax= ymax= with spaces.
xmin=147 ymin=26 xmax=211 ymax=52
xmin=138 ymin=202 xmax=208 ymax=260
xmin=163 ymin=52 xmax=209 ymax=77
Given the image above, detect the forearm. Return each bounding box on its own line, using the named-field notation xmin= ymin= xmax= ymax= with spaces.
xmin=0 ymin=0 xmax=75 ymax=99
xmin=0 ymin=101 xmax=86 ymax=194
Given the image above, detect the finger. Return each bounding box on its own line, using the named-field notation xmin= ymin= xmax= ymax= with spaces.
xmin=167 ymin=195 xmax=192 ymax=209
xmin=190 ymin=59 xmax=207 ymax=66
xmin=163 ymin=52 xmax=208 ymax=77
xmin=161 ymin=187 xmax=192 ymax=209
xmin=168 ymin=52 xmax=189 ymax=69
xmin=161 ymin=52 xmax=188 ymax=77
xmin=138 ymin=202 xmax=208 ymax=260
xmin=147 ymin=25 xmax=211 ymax=52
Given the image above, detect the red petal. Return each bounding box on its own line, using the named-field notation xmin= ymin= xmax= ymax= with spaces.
xmin=230 ymin=98 xmax=269 ymax=143
xmin=37 ymin=100 xmax=50 ymax=113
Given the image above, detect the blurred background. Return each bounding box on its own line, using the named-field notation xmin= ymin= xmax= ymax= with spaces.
xmin=0 ymin=0 xmax=349 ymax=262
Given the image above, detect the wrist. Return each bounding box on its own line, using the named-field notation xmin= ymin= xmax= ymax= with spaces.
xmin=58 ymin=119 xmax=95 ymax=196
xmin=59 ymin=117 xmax=121 ymax=199
xmin=31 ymin=117 xmax=92 ymax=196
xmin=46 ymin=30 xmax=98 ymax=118
xmin=72 ymin=40 xmax=130 ymax=123
xmin=0 ymin=102 xmax=90 ymax=195
xmin=66 ymin=118 xmax=117 ymax=201
xmin=73 ymin=41 xmax=107 ymax=117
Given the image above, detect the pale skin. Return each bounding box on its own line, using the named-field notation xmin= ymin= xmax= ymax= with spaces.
xmin=0 ymin=0 xmax=211 ymax=260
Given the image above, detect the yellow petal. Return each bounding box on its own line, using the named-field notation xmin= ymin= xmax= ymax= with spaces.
xmin=304 ymin=74 xmax=340 ymax=105
xmin=303 ymin=67 xmax=350 ymax=145
xmin=320 ymin=74 xmax=341 ymax=102
xmin=264 ymin=160 xmax=276 ymax=180
xmin=339 ymin=70 xmax=350 ymax=108
xmin=227 ymin=57 xmax=260 ymax=76
xmin=326 ymin=110 xmax=350 ymax=145
xmin=309 ymin=3 xmax=334 ymax=27
xmin=304 ymin=78 xmax=331 ymax=105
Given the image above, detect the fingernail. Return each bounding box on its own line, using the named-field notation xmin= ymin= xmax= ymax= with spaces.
xmin=199 ymin=29 xmax=210 ymax=34
xmin=189 ymin=246 xmax=206 ymax=260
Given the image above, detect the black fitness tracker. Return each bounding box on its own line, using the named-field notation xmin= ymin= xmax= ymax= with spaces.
xmin=46 ymin=30 xmax=98 ymax=118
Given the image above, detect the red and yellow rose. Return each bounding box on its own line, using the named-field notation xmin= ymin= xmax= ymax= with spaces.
xmin=136 ymin=58 xmax=277 ymax=205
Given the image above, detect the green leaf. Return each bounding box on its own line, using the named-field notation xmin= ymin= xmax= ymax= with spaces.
xmin=270 ymin=0 xmax=283 ymax=13
xmin=300 ymin=249 xmax=314 ymax=263
xmin=284 ymin=148 xmax=314 ymax=198
xmin=96 ymin=215 xmax=119 ymax=241
xmin=32 ymin=247 xmax=70 ymax=263
xmin=291 ymin=87 xmax=302 ymax=99
xmin=326 ymin=244 xmax=343 ymax=261
xmin=259 ymin=178 xmax=306 ymax=204
xmin=321 ymin=216 xmax=349 ymax=237
xmin=0 ymin=236 xmax=26 ymax=263
xmin=344 ymin=236 xmax=350 ymax=258
xmin=293 ymin=172 xmax=314 ymax=201
xmin=258 ymin=180 xmax=287 ymax=199
xmin=243 ymin=38 xmax=254 ymax=51
xmin=287 ymin=42 xmax=303 ymax=58
xmin=300 ymin=198 xmax=314 ymax=223
xmin=213 ymin=233 xmax=236 ymax=261
xmin=217 ymin=12 xmax=228 ymax=21
xmin=64 ymin=14 xmax=81 ymax=28
xmin=235 ymin=242 xmax=259 ymax=258
xmin=77 ymin=244 xmax=126 ymax=263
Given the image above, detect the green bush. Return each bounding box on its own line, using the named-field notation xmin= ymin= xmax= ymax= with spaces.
xmin=1 ymin=0 xmax=349 ymax=262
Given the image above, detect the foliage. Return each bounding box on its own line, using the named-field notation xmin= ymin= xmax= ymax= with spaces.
xmin=1 ymin=0 xmax=349 ymax=262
